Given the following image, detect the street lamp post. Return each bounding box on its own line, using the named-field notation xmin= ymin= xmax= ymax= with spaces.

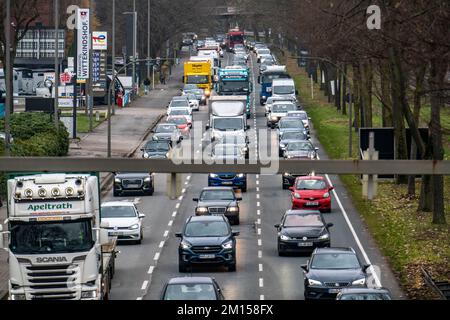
xmin=147 ymin=0 xmax=151 ymax=80
xmin=111 ymin=0 xmax=116 ymax=116
xmin=54 ymin=0 xmax=59 ymax=128
xmin=123 ymin=8 xmax=137 ymax=100
xmin=4 ymin=0 xmax=11 ymax=156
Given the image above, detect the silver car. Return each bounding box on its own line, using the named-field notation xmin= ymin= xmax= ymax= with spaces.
xmin=152 ymin=123 xmax=183 ymax=145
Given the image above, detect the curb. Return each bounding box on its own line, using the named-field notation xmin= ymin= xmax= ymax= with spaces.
xmin=100 ymin=114 xmax=165 ymax=198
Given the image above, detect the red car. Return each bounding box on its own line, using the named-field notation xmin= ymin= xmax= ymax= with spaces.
xmin=167 ymin=116 xmax=191 ymax=137
xmin=290 ymin=176 xmax=334 ymax=213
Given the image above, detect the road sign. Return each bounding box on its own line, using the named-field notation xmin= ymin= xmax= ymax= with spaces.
xmin=60 ymin=72 xmax=72 ymax=84
xmin=92 ymin=31 xmax=108 ymax=50
xmin=76 ymin=8 xmax=90 ymax=81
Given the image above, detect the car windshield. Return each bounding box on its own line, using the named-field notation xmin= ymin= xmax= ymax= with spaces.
xmin=214 ymin=145 xmax=240 ymax=156
xmin=296 ymin=179 xmax=327 ymax=190
xmin=184 ymin=221 xmax=229 ymax=237
xmin=171 ymin=100 xmax=189 ymax=108
xmin=280 ymin=120 xmax=304 ymax=129
xmin=200 ymin=190 xmax=235 ymax=201
xmin=169 ymin=109 xmax=189 ymax=116
xmin=272 ymin=104 xmax=296 ymax=113
xmin=168 ymin=118 xmax=187 ymax=125
xmin=284 ymin=214 xmax=323 ymax=227
xmin=164 ymin=284 xmax=217 ymax=300
xmin=184 ymin=84 xmax=197 ymax=91
xmin=213 ymin=118 xmax=243 ymax=131
xmin=219 ymin=81 xmax=249 ymax=92
xmin=187 ymin=75 xmax=209 ymax=84
xmin=10 ymin=219 xmax=94 ymax=255
xmin=311 ymin=253 xmax=361 ymax=269
xmin=101 ymin=206 xmax=136 ymax=218
xmin=287 ymin=142 xmax=314 ymax=151
xmin=273 ymin=85 xmax=295 ymax=95
xmin=339 ymin=293 xmax=391 ymax=300
xmin=282 ymin=132 xmax=306 ymax=140
xmin=156 ymin=125 xmax=177 ymax=133
xmin=145 ymin=141 xmax=170 ymax=151
xmin=258 ymin=49 xmax=270 ymax=55
xmin=262 ymin=73 xmax=290 ymax=83
xmin=289 ymin=113 xmax=308 ymax=120
xmin=187 ymin=94 xmax=197 ymax=100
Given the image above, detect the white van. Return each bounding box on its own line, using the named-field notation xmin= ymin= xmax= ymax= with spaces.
xmin=271 ymin=78 xmax=298 ymax=103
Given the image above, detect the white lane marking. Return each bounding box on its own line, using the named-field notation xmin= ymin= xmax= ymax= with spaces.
xmin=257 ymin=202 xmax=260 ymax=207
xmin=172 ymin=211 xmax=177 ymax=217
xmin=159 ymin=241 xmax=165 ymax=248
xmin=187 ymin=176 xmax=191 ymax=180
xmin=257 ymin=218 xmax=261 ymax=225
xmin=256 ymin=175 xmax=260 ymax=179
xmin=178 ymin=196 xmax=184 ymax=201
xmin=256 ymin=181 xmax=260 ymax=185
xmin=258 ymin=250 xmax=262 ymax=258
xmin=256 ymin=187 xmax=260 ymax=192
xmin=168 ymin=220 xmax=173 ymax=227
xmin=257 ymin=210 xmax=261 ymax=216
xmin=258 ymin=239 xmax=262 ymax=246
xmin=147 ymin=266 xmax=155 ymax=274
xmin=176 ymin=203 xmax=180 ymax=209
xmin=154 ymin=252 xmax=160 ymax=261
xmin=259 ymin=264 xmax=263 ymax=272
xmin=185 ymin=181 xmax=189 ymax=185
xmin=257 ymin=228 xmax=261 ymax=236
xmin=141 ymin=281 xmax=149 ymax=290
xmin=163 ymin=230 xmax=169 ymax=237
xmin=256 ymin=194 xmax=260 ymax=199
xmin=317 ymin=155 xmax=382 ymax=287
xmin=182 ymin=188 xmax=186 ymax=194
xmin=196 ymin=150 xmax=200 ymax=154
xmin=259 ymin=278 xmax=264 ymax=288
xmin=260 ymin=295 xmax=265 ymax=301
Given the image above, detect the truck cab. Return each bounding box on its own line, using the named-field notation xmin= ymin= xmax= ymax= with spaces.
xmin=183 ymin=60 xmax=213 ymax=97
xmin=0 ymin=173 xmax=115 ymax=300
xmin=258 ymin=66 xmax=291 ymax=105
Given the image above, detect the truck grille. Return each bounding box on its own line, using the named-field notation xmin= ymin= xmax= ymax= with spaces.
xmin=191 ymin=246 xmax=222 ymax=254
xmin=25 ymin=264 xmax=80 ymax=300
xmin=208 ymin=207 xmax=227 ymax=214
xmin=122 ymin=179 xmax=143 ymax=189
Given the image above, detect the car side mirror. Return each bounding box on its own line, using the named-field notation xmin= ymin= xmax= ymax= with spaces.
xmin=308 ymin=117 xmax=312 ymax=121
xmin=206 ymin=125 xmax=210 ymax=130
xmin=193 ymin=198 xmax=199 ymax=202
xmin=232 ymin=231 xmax=240 ymax=237
xmin=363 ymin=264 xmax=371 ymax=272
xmin=289 ymin=187 xmax=294 ymax=192
xmin=296 ymin=90 xmax=299 ymax=95
xmin=236 ymin=197 xmax=243 ymax=201
xmin=326 ymin=223 xmax=334 ymax=228
xmin=139 ymin=213 xmax=146 ymax=219
xmin=315 ymin=148 xmax=319 ymax=152
xmin=329 ymin=186 xmax=334 ymax=191
xmin=301 ymin=264 xmax=308 ymax=272
xmin=175 ymin=232 xmax=183 ymax=238
xmin=274 ymin=224 xmax=280 ymax=229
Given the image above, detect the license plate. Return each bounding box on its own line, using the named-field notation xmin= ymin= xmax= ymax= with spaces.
xmin=306 ymin=202 xmax=319 ymax=206
xmin=298 ymin=242 xmax=313 ymax=247
xmin=127 ymin=184 xmax=140 ymax=189
xmin=109 ymin=232 xmax=122 ymax=236
xmin=199 ymin=254 xmax=215 ymax=260
xmin=329 ymin=289 xmax=341 ymax=294
xmin=222 ymin=182 xmax=233 ymax=185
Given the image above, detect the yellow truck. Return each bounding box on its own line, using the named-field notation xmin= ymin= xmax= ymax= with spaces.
xmin=183 ymin=60 xmax=213 ymax=97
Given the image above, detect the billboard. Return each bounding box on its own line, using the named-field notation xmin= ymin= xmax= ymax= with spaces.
xmin=76 ymin=8 xmax=90 ymax=83
xmin=92 ymin=31 xmax=108 ymax=51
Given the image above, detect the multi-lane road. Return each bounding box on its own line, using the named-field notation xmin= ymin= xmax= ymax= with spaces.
xmin=105 ymin=51 xmax=405 ymax=301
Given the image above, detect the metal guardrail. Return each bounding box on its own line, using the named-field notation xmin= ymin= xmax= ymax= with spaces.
xmin=0 ymin=159 xmax=449 ymax=175
xmin=422 ymin=268 xmax=450 ymax=300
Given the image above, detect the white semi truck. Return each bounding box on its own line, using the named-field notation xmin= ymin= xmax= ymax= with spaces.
xmin=0 ymin=173 xmax=117 ymax=300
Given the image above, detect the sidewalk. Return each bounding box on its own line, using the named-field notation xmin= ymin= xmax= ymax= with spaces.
xmin=0 ymin=59 xmax=186 ymax=300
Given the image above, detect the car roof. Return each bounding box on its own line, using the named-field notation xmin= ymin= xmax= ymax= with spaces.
xmin=273 ymin=101 xmax=295 ymax=106
xmin=285 ymin=210 xmax=322 ymax=215
xmin=101 ymin=201 xmax=135 ymax=207
xmin=157 ymin=123 xmax=177 ymax=127
xmin=172 ymin=96 xmax=189 ymax=101
xmin=339 ymin=288 xmax=391 ymax=294
xmin=188 ymin=215 xmax=227 ymax=223
xmin=314 ymin=247 xmax=356 ymax=254
xmin=272 ymin=78 xmax=295 ymax=85
xmin=201 ymin=186 xmax=234 ymax=192
xmin=167 ymin=277 xmax=215 ymax=285
xmin=296 ymin=176 xmax=325 ymax=182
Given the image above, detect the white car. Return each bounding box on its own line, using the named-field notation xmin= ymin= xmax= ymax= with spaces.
xmin=167 ymin=107 xmax=193 ymax=124
xmin=101 ymin=201 xmax=146 ymax=244
xmin=186 ymin=93 xmax=200 ymax=111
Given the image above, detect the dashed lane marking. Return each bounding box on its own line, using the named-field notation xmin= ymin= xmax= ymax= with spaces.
xmin=141 ymin=281 xmax=149 ymax=290
xmin=159 ymin=241 xmax=165 ymax=249
xmin=259 ymin=278 xmax=264 ymax=288
xmin=147 ymin=266 xmax=155 ymax=274
xmin=259 ymin=264 xmax=263 ymax=272
xmin=168 ymin=220 xmax=173 ymax=227
xmin=154 ymin=252 xmax=160 ymax=261
xmin=164 ymin=230 xmax=169 ymax=237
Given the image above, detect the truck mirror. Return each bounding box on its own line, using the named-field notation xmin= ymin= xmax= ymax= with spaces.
xmin=99 ymin=229 xmax=110 ymax=245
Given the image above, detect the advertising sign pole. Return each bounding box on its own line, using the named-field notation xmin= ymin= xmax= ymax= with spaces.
xmin=72 ymin=26 xmax=78 ymax=140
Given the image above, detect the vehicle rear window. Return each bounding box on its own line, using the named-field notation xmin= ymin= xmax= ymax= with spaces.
xmin=284 ymin=214 xmax=323 ymax=227
xmin=200 ymin=190 xmax=235 ymax=201
xmin=311 ymin=253 xmax=361 ymax=269
xmin=164 ymin=284 xmax=216 ymax=300
xmin=101 ymin=206 xmax=136 ymax=218
xmin=185 ymin=221 xmax=229 ymax=237
xmin=296 ymin=180 xmax=327 ymax=190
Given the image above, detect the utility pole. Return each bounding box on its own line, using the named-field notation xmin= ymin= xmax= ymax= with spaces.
xmin=54 ymin=0 xmax=60 ymax=128
xmin=132 ymin=0 xmax=137 ymax=100
xmin=88 ymin=0 xmax=94 ymax=131
xmin=147 ymin=0 xmax=151 ymax=80
xmin=111 ymin=0 xmax=116 ymax=115
xmin=4 ymin=0 xmax=11 ymax=156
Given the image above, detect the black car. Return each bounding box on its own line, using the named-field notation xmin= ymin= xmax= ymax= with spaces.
xmin=141 ymin=140 xmax=171 ymax=159
xmin=282 ymin=172 xmax=308 ymax=189
xmin=275 ymin=210 xmax=333 ymax=256
xmin=113 ymin=172 xmax=155 ymax=197
xmin=176 ymin=215 xmax=239 ymax=272
xmin=336 ymin=288 xmax=392 ymax=300
xmin=302 ymin=247 xmax=370 ymax=300
xmin=279 ymin=130 xmax=309 ymax=157
xmin=160 ymin=277 xmax=225 ymax=300
xmin=193 ymin=187 xmax=242 ymax=225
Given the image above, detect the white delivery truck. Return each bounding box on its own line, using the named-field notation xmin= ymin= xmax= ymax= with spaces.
xmin=207 ymin=95 xmax=249 ymax=142
xmin=0 ymin=173 xmax=117 ymax=300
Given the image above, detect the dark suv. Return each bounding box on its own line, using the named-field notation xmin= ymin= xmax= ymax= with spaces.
xmin=302 ymin=247 xmax=370 ymax=300
xmin=193 ymin=187 xmax=242 ymax=225
xmin=113 ymin=172 xmax=155 ymax=197
xmin=176 ymin=216 xmax=240 ymax=272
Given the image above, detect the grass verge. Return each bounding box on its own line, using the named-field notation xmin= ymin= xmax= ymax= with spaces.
xmin=286 ymin=57 xmax=450 ymax=300
xmin=61 ymin=113 xmax=107 ymax=134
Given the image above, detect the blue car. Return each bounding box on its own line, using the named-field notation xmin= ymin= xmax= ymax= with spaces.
xmin=208 ymin=173 xmax=247 ymax=193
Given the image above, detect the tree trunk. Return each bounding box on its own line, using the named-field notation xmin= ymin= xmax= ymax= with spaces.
xmin=352 ymin=63 xmax=362 ymax=131
xmin=342 ymin=64 xmax=347 ymax=115
xmin=428 ymin=56 xmax=447 ymax=225
xmin=361 ymin=61 xmax=373 ymax=128
xmin=379 ymin=60 xmax=393 ymax=127
xmin=335 ymin=66 xmax=341 ymax=111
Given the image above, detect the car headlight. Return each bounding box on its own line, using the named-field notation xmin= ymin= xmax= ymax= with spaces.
xmin=280 ymin=143 xmax=286 ymax=149
xmin=10 ymin=294 xmax=26 ymax=301
xmin=209 ymin=173 xmax=218 ymax=178
xmin=181 ymin=240 xmax=192 ymax=250
xmin=237 ymin=173 xmax=245 ymax=178
xmin=227 ymin=206 xmax=239 ymax=213
xmin=294 ymin=193 xmax=301 ymax=199
xmin=196 ymin=207 xmax=208 ymax=214
xmin=271 ymin=116 xmax=278 ymax=121
xmin=279 ymin=234 xmax=291 ymax=241
xmin=114 ymin=178 xmax=121 ymax=184
xmin=267 ymin=88 xmax=272 ymax=93
xmin=222 ymin=240 xmax=233 ymax=249
xmin=283 ymin=172 xmax=291 ymax=177
xmin=129 ymin=224 xmax=139 ymax=230
xmin=308 ymin=279 xmax=323 ymax=287
xmin=81 ymin=291 xmax=97 ymax=299
xmin=352 ymin=278 xmax=366 ymax=286
xmin=153 ymin=136 xmax=159 ymax=141
xmin=202 ymin=95 xmax=206 ymax=100
xmin=166 ymin=152 xmax=170 ymax=158
xmin=323 ymin=192 xmax=330 ymax=198
xmin=319 ymin=233 xmax=330 ymax=240
xmin=144 ymin=177 xmax=152 ymax=183
xmin=143 ymin=153 xmax=150 ymax=159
